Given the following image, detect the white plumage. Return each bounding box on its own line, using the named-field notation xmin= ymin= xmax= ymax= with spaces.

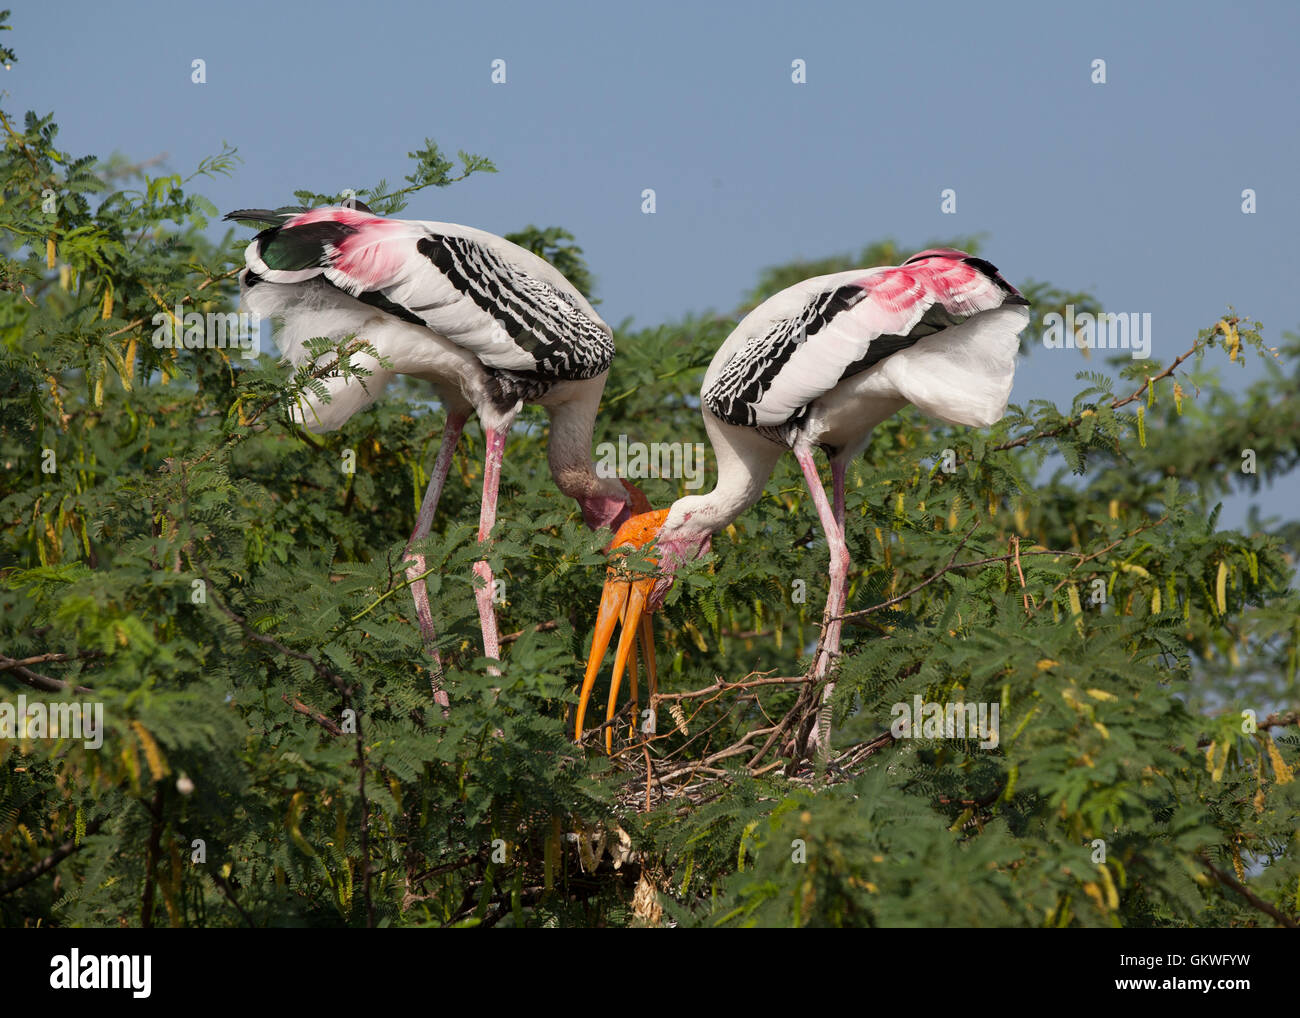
xmin=227 ymin=204 xmax=636 ymax=687
xmin=577 ymin=248 xmax=1031 ymax=760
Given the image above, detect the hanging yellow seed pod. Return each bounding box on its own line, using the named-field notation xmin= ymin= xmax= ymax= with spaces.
xmin=46 ymin=236 xmax=56 ymax=268
xmin=130 ymin=720 xmax=169 ymax=781
xmin=1215 ymin=561 xmax=1228 ymax=616
xmin=122 ymin=337 xmax=137 ymax=390
xmin=1266 ymin=736 xmax=1295 ymax=784
xmin=1205 ymin=740 xmax=1229 ymax=782
xmin=1067 ymin=584 xmax=1085 ymax=637
xmin=1099 ymin=863 xmax=1120 ymax=910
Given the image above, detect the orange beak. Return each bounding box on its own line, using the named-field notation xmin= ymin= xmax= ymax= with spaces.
xmin=575 ymin=509 xmax=669 ymax=752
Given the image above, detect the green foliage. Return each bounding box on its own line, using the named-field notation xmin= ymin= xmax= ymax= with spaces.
xmin=1 ymin=34 xmax=1297 ymax=927
xmin=0 ymin=11 xmax=14 ymax=69
xmin=292 ymin=139 xmax=496 ymax=217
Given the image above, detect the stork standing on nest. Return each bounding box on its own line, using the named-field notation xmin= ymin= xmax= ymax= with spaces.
xmin=227 ymin=204 xmax=640 ymax=696
xmin=576 ymin=249 xmax=1029 ymax=758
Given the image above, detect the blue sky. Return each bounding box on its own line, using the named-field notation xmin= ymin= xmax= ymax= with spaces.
xmin=8 ymin=0 xmax=1299 ymax=523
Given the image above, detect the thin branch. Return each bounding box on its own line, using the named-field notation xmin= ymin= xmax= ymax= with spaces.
xmin=211 ymin=871 xmax=256 ymax=928
xmin=1196 ymin=853 xmax=1298 ymax=929
xmin=840 ymin=521 xmax=981 ymax=622
xmin=0 ymin=650 xmax=102 ymax=672
xmin=992 ymin=339 xmax=1206 ymax=454
xmin=0 ymin=653 xmax=95 ymax=695
xmin=0 ymin=815 xmax=107 ymax=897
xmin=281 ymin=694 xmax=344 ymax=737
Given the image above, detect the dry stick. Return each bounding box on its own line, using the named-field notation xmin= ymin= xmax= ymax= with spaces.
xmin=831 ymin=730 xmax=896 ymax=770
xmin=1196 ymin=854 xmax=1299 ymax=929
xmin=653 ymin=673 xmax=806 ymax=703
xmin=281 ymin=694 xmax=344 ymax=737
xmin=746 ymin=691 xmax=811 ymax=772
xmin=0 ymin=650 xmax=101 ymax=672
xmin=645 ymin=727 xmax=739 ymax=782
xmin=0 ymin=654 xmax=95 ymax=695
xmin=0 ymin=815 xmax=108 ymax=897
xmin=211 ymin=871 xmax=256 ymax=928
xmin=656 ymin=726 xmax=777 ymax=785
xmin=621 ymin=674 xmax=799 ymax=767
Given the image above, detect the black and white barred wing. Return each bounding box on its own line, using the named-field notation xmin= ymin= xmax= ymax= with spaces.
xmin=229 ymin=206 xmax=614 ymax=381
xmin=703 ymin=250 xmax=1031 ymax=431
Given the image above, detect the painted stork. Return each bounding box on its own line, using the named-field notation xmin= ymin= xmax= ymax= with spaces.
xmin=225 ymin=204 xmax=640 ymax=690
xmin=576 ymin=249 xmax=1029 ymax=756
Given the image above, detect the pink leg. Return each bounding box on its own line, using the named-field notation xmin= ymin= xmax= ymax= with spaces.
xmin=473 ymin=426 xmax=509 ymax=663
xmin=404 ymin=411 xmax=468 ymax=709
xmin=795 ymin=449 xmax=850 ymax=762
xmin=832 ymin=460 xmax=846 ymax=534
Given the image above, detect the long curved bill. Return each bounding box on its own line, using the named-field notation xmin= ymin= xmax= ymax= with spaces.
xmin=575 ymin=510 xmax=669 ymax=752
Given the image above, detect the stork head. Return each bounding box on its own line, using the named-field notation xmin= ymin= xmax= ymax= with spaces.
xmin=578 ymin=478 xmax=649 ymax=533
xmin=575 ymin=506 xmax=713 ymax=750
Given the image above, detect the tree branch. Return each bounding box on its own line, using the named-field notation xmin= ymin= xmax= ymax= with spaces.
xmin=0 ymin=815 xmax=107 ymax=897
xmin=1196 ymin=853 xmax=1298 ymax=929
